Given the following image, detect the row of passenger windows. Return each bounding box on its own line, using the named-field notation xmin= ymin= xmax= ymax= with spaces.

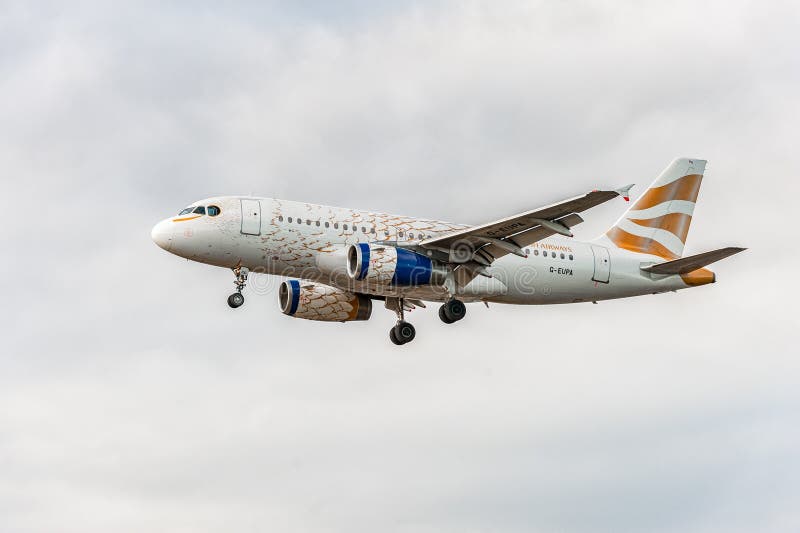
xmin=273 ymin=215 xmax=571 ymax=254
xmin=529 ymin=249 xmax=574 ymax=260
xmin=177 ymin=205 xmax=221 ymax=216
xmin=276 ymin=215 xmax=429 ymax=240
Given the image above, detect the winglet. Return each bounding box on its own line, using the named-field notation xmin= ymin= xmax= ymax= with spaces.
xmin=615 ymin=184 xmax=635 ymax=202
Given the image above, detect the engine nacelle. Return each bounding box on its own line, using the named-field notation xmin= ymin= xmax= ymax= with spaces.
xmin=346 ymin=243 xmax=447 ymax=286
xmin=279 ymin=280 xmax=372 ymax=322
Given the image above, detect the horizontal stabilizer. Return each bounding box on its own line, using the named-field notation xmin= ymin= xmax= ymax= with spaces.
xmin=642 ymin=247 xmax=746 ymax=275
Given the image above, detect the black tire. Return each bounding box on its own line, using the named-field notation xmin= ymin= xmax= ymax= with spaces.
xmin=393 ymin=321 xmax=416 ymax=344
xmin=227 ymin=292 xmax=244 ymax=308
xmin=389 ymin=327 xmax=403 ymax=345
xmin=439 ymin=305 xmax=454 ymax=324
xmin=443 ymin=299 xmax=466 ymax=322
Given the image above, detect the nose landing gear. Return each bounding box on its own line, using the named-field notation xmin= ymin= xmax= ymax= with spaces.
xmin=439 ymin=298 xmax=466 ymax=324
xmin=227 ymin=266 xmax=249 ymax=309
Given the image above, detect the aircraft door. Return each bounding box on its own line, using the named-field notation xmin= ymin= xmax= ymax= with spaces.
xmin=240 ymin=199 xmax=261 ymax=235
xmin=591 ymin=245 xmax=611 ymax=283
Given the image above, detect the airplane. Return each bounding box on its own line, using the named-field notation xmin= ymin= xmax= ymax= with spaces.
xmin=151 ymin=158 xmax=744 ymax=345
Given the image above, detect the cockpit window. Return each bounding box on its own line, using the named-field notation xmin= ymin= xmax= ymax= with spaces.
xmin=192 ymin=206 xmax=206 ymax=215
xmin=207 ymin=205 xmax=221 ymax=216
xmin=178 ymin=207 xmax=194 ymax=215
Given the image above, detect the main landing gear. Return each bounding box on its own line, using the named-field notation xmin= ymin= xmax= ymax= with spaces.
xmin=227 ymin=266 xmax=249 ymax=309
xmin=385 ymin=297 xmax=467 ymax=345
xmin=390 ymin=321 xmax=416 ymax=345
xmin=438 ymin=298 xmax=466 ymax=324
xmin=387 ymin=297 xmax=416 ymax=345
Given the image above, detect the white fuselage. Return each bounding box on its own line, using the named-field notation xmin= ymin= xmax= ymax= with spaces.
xmin=151 ymin=196 xmax=698 ymax=305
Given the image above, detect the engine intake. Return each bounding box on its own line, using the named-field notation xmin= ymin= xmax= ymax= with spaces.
xmin=346 ymin=243 xmax=447 ymax=286
xmin=279 ymin=280 xmax=372 ymax=322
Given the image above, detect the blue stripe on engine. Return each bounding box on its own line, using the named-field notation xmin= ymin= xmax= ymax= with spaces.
xmin=288 ymin=279 xmax=300 ymax=315
xmin=392 ymin=248 xmax=433 ymax=286
xmin=358 ymin=243 xmax=370 ymax=280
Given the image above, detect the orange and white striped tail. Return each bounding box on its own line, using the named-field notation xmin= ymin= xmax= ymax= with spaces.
xmin=605 ymin=158 xmax=705 ymax=260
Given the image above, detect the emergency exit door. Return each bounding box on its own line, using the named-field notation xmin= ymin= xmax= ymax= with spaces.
xmin=591 ymin=245 xmax=611 ymax=283
xmin=240 ymin=199 xmax=261 ymax=235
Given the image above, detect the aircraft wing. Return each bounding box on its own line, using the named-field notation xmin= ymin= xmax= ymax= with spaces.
xmin=417 ymin=185 xmax=633 ymax=269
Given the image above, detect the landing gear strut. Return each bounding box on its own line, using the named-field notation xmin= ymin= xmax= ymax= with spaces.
xmin=439 ymin=298 xmax=466 ymax=324
xmin=227 ymin=266 xmax=249 ymax=309
xmin=387 ymin=297 xmax=416 ymax=345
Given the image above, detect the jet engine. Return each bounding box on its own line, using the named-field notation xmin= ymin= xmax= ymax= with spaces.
xmin=278 ymin=280 xmax=372 ymax=322
xmin=346 ymin=243 xmax=447 ymax=286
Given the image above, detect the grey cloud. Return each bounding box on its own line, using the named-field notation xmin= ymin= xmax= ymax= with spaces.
xmin=1 ymin=1 xmax=799 ymax=532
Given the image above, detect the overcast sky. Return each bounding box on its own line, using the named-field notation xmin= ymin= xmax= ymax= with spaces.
xmin=1 ymin=1 xmax=799 ymax=532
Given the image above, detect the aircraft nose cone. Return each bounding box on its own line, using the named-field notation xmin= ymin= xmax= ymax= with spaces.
xmin=151 ymin=219 xmax=173 ymax=251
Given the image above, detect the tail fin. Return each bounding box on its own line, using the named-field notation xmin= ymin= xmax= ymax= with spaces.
xmin=604 ymin=158 xmax=706 ymax=259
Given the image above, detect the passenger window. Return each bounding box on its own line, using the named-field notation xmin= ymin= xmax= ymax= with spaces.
xmin=343 ymin=224 xmax=348 ymax=231
xmin=207 ymin=205 xmax=221 ymax=216
xmin=334 ymin=222 xmax=339 ymax=229
xmin=534 ymin=249 xmax=539 ymax=256
xmin=560 ymin=253 xmax=565 ymax=259
xmin=278 ymin=216 xmax=284 ymax=222
xmin=297 ymin=218 xmax=303 ymax=224
xmin=371 ymin=228 xmax=376 ymax=234
xmin=288 ymin=217 xmax=292 ymax=223
xmin=552 ymin=252 xmax=557 ymax=258
xmin=315 ymin=221 xmax=320 ymax=227
xmin=569 ymin=254 xmax=574 ymax=260
xmin=192 ymin=206 xmax=206 ymax=215
xmin=398 ymin=231 xmax=404 ymax=238
xmin=362 ymin=226 xmax=367 ymax=233
xmin=409 ymin=233 xmax=414 ymax=239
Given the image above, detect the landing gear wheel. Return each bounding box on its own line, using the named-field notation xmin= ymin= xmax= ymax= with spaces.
xmin=386 ymin=297 xmax=417 ymax=345
xmin=438 ymin=306 xmax=454 ymax=324
xmin=228 ymin=292 xmax=245 ymax=308
xmin=391 ymin=321 xmax=416 ymax=345
xmin=228 ymin=266 xmax=249 ymax=309
xmin=440 ymin=299 xmax=466 ymax=323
